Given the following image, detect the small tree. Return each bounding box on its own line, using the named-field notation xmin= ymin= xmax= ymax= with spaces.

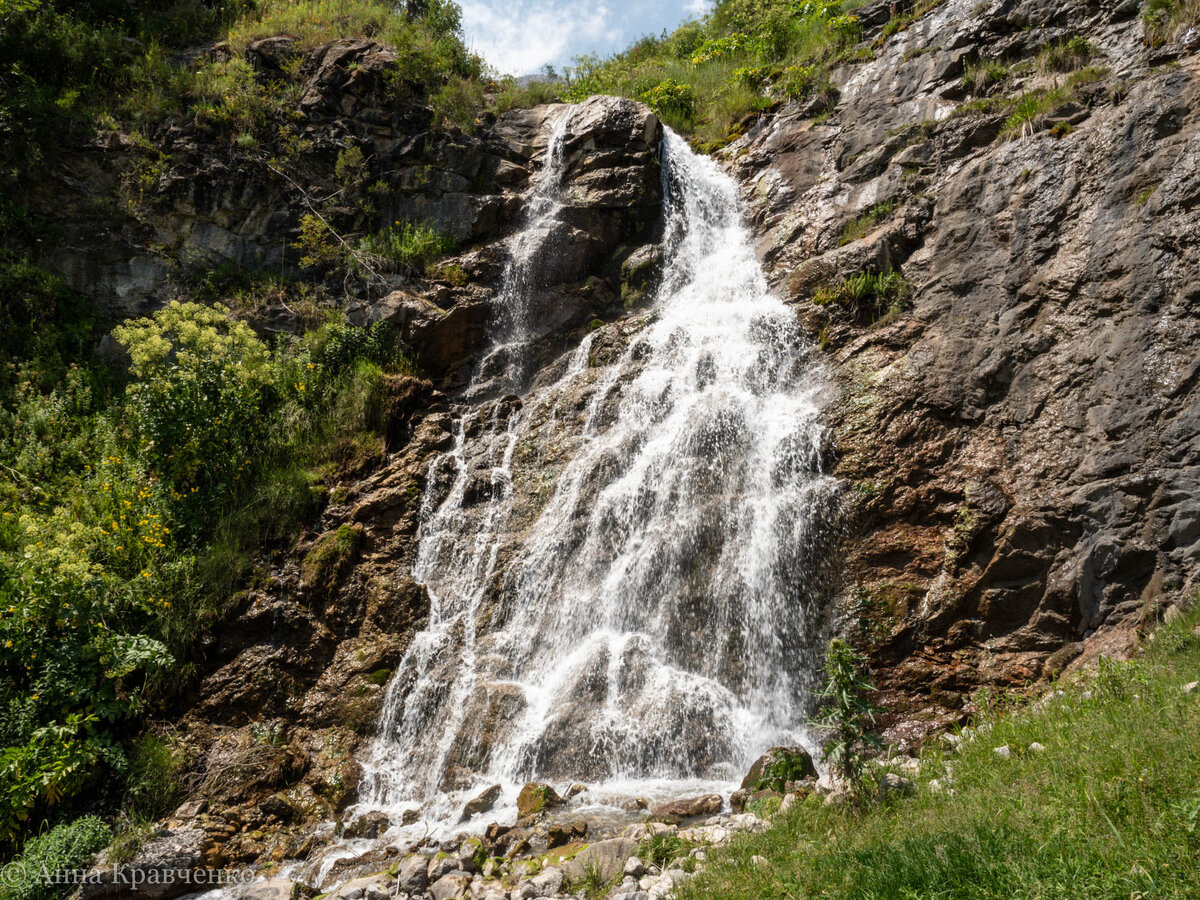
xmin=811 ymin=638 xmax=883 ymax=793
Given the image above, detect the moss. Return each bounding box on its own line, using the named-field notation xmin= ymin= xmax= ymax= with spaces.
xmin=301 ymin=523 xmax=365 ymax=587
xmin=364 ymin=668 xmax=392 ymax=686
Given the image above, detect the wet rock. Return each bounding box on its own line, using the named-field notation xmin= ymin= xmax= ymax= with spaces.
xmin=545 ymin=819 xmax=587 ymax=849
xmin=651 ymin=794 xmax=723 ymax=818
xmin=515 ymin=782 xmax=563 ymax=819
xmin=460 ymin=784 xmax=503 ymax=822
xmin=343 ymin=810 xmax=389 ymax=839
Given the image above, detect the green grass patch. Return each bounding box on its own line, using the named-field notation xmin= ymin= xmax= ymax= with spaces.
xmin=356 ymin=221 xmax=458 ymax=275
xmin=677 ymin=607 xmax=1200 ymax=900
xmin=813 ymin=269 xmax=911 ymax=324
xmin=838 ymin=201 xmax=898 ymax=246
xmin=1143 ymin=0 xmax=1200 ymax=47
xmin=0 ymin=816 xmax=111 ymax=900
xmin=561 ymin=0 xmax=871 ymax=148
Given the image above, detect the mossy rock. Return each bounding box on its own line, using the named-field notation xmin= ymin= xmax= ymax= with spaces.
xmin=741 ymin=746 xmax=817 ymax=792
xmin=301 ymin=523 xmax=365 ymax=590
xmin=516 ymin=782 xmax=563 ymax=819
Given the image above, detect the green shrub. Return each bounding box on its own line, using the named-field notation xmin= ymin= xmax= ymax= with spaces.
xmin=0 ymin=816 xmax=111 ymax=900
xmin=813 ymin=269 xmax=911 ymax=323
xmin=125 ymin=734 xmax=187 ymax=820
xmin=1 ymin=284 xmax=413 ymax=842
xmin=1039 ymin=35 xmax=1095 ymax=73
xmin=810 ymin=639 xmax=882 ymax=791
xmin=357 ymin=221 xmax=457 ymax=274
xmin=1143 ymin=0 xmax=1200 ymax=46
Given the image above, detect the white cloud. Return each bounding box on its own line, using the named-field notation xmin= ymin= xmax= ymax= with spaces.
xmin=461 ymin=0 xmax=615 ymax=76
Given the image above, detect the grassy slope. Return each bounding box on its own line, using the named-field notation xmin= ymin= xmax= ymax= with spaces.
xmin=677 ymin=609 xmax=1200 ymax=899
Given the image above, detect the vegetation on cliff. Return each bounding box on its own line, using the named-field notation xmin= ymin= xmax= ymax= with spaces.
xmin=0 ymin=270 xmax=413 ymax=844
xmin=562 ymin=0 xmax=875 ymax=148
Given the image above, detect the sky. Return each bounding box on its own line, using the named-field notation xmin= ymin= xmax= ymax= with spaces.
xmin=459 ymin=0 xmax=711 ymax=76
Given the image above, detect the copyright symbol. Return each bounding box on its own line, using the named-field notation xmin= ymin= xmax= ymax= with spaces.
xmin=0 ymin=861 xmax=26 ymax=888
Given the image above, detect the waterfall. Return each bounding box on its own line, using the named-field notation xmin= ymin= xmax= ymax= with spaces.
xmin=358 ymin=113 xmax=839 ymax=828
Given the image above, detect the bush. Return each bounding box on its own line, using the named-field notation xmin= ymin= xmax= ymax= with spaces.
xmin=0 ymin=816 xmax=111 ymax=900
xmin=809 ymin=639 xmax=882 ymax=791
xmin=357 ymin=221 xmax=457 ymax=274
xmin=1 ymin=284 xmax=415 ymax=842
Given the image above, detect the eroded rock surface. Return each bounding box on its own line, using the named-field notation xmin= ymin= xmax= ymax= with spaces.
xmin=726 ymin=0 xmax=1200 ymax=737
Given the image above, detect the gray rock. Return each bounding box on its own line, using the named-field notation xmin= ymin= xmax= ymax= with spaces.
xmin=397 ymin=854 xmax=430 ymax=893
xmin=430 ymin=872 xmax=472 ymax=900
xmin=561 ymin=837 xmax=637 ymax=883
xmin=78 ymin=828 xmax=211 ymax=900
xmin=460 ymin=784 xmax=503 ymax=822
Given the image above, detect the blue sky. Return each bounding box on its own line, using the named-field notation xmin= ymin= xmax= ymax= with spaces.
xmin=460 ymin=0 xmax=711 ymax=76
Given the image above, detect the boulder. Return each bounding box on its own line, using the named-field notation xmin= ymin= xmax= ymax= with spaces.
xmin=396 ymin=853 xmax=429 ymax=893
xmin=78 ymin=828 xmax=212 ymax=900
xmin=459 ymin=783 xmax=503 ymax=822
xmin=650 ymin=794 xmax=722 ymax=818
xmin=515 ymin=782 xmax=563 ymax=819
xmin=429 ymin=872 xmax=472 ymax=900
xmin=561 ymin=837 xmax=638 ymax=884
xmin=740 ymin=747 xmax=817 ymax=792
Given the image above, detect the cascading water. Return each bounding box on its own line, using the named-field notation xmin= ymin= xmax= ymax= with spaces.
xmin=358 ymin=111 xmax=839 ymax=829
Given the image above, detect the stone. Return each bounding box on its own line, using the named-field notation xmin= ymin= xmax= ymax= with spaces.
xmin=1029 ymin=742 xmax=1046 ymax=753
xmin=430 ymin=873 xmax=472 ymax=900
xmin=993 ymin=746 xmax=1011 ymax=759
xmin=740 ymin=747 xmax=818 ymax=792
xmin=561 ymin=837 xmax=638 ymax=884
xmin=78 ymin=828 xmax=212 ymax=900
xmin=401 ymin=808 xmax=421 ymax=825
xmin=651 ymin=794 xmax=722 ymax=818
xmin=515 ymin=782 xmax=562 ymax=819
xmin=460 ymin=784 xmax=503 ymax=822
xmin=343 ymin=810 xmax=389 ymax=839
xmin=878 ymin=773 xmax=916 ymax=797
xmin=527 ymin=866 xmax=563 ymax=897
xmin=237 ymin=878 xmax=297 ymax=900
xmin=624 ymin=856 xmax=646 ymax=878
xmin=429 ymin=855 xmax=460 ymax=882
xmin=397 ymin=854 xmax=429 ymax=893
xmin=1182 ymin=682 xmax=1200 ymax=695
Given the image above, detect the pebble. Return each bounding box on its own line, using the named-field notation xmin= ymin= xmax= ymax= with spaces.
xmin=993 ymin=745 xmax=1011 ymax=759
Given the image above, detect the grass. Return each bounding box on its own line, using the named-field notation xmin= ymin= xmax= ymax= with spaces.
xmin=561 ymin=0 xmax=874 ymax=149
xmin=1143 ymin=0 xmax=1200 ymax=46
xmin=813 ymin=269 xmax=911 ymax=324
xmin=676 ymin=606 xmax=1200 ymax=900
xmin=0 ymin=817 xmax=111 ymax=900
xmin=838 ymin=201 xmax=897 ymax=246
xmin=357 ymin=221 xmax=458 ymax=275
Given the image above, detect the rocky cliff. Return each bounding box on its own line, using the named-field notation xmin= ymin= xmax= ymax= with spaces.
xmin=724 ymin=0 xmax=1200 ymax=741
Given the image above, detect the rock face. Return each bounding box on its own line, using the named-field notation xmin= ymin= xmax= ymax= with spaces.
xmin=79 ymin=828 xmax=212 ymax=900
xmin=725 ymin=0 xmax=1200 ymax=735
